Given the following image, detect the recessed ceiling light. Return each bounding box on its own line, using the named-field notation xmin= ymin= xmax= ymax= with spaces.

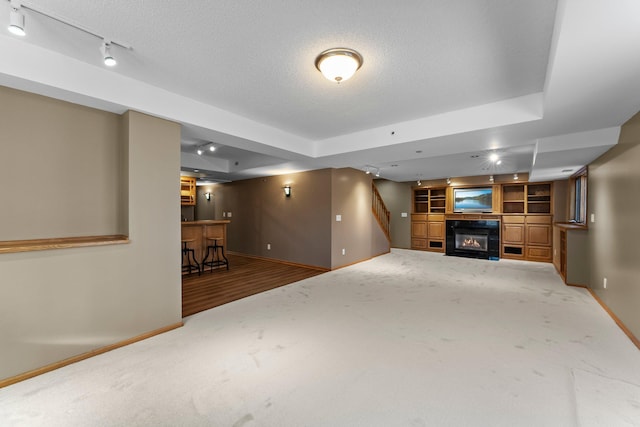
xmin=562 ymin=169 xmax=573 ymax=173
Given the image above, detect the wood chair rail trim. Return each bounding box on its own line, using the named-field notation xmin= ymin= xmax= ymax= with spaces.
xmin=0 ymin=235 xmax=129 ymax=254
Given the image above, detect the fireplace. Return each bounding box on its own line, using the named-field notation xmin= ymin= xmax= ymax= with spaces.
xmin=446 ymin=220 xmax=500 ymax=260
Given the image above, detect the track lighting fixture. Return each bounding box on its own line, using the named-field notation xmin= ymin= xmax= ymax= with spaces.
xmin=513 ymin=173 xmax=519 ymax=180
xmin=446 ymin=178 xmax=451 ymax=185
xmin=6 ymin=2 xmax=132 ymax=65
xmin=195 ymin=143 xmax=215 ymax=156
xmin=375 ymin=169 xmax=380 ymax=177
xmin=102 ymin=41 xmax=116 ymax=67
xmin=489 ymin=175 xmax=494 ymax=183
xmin=417 ymin=179 xmax=421 ymax=186
xmin=8 ymin=2 xmax=25 ymax=36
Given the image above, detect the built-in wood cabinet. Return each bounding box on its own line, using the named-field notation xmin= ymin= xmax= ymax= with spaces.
xmin=411 ymin=182 xmax=553 ymax=262
xmin=411 ymin=188 xmax=447 ymax=252
xmin=180 ymin=176 xmax=196 ymax=206
xmin=501 ymin=183 xmax=552 ymax=214
xmin=502 ymin=215 xmax=525 ymax=259
xmin=553 ymin=223 xmax=589 ymax=286
xmin=501 ymin=215 xmax=552 ymax=262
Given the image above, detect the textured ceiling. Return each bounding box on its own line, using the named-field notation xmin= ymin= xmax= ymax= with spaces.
xmin=1 ymin=0 xmax=639 ymax=183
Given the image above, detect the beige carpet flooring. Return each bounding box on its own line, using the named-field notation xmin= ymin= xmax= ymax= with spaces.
xmin=1 ymin=249 xmax=639 ymax=426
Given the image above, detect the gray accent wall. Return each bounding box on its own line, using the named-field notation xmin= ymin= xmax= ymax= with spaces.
xmin=0 ymin=88 xmax=182 ymax=380
xmin=214 ymin=169 xmax=333 ymax=269
xmin=588 ymin=111 xmax=640 ymax=339
xmin=212 ymin=168 xmax=389 ymax=270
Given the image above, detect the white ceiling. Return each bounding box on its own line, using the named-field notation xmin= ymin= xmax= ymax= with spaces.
xmin=1 ymin=0 xmax=640 ymax=183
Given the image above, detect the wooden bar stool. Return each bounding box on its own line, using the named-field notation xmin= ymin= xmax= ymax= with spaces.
xmin=202 ymin=237 xmax=229 ymax=272
xmin=181 ymin=238 xmax=200 ymax=275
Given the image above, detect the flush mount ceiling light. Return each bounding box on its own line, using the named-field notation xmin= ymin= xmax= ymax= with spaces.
xmin=315 ymin=48 xmax=363 ymax=83
xmin=8 ymin=2 xmax=25 ymax=36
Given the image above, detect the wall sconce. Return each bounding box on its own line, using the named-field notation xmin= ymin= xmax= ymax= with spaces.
xmin=205 ymin=192 xmax=211 ymax=201
xmin=283 ymin=185 xmax=291 ymax=197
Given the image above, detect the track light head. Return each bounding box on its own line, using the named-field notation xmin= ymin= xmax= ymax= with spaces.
xmin=8 ymin=6 xmax=26 ymax=36
xmin=209 ymin=145 xmax=215 ymax=152
xmin=102 ymin=41 xmax=116 ymax=67
xmin=417 ymin=180 xmax=421 ymax=186
xmin=196 ymin=148 xmax=203 ymax=155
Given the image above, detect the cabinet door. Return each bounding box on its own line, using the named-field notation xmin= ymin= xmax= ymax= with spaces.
xmin=427 ymin=221 xmax=444 ymax=239
xmin=503 ymin=224 xmax=525 ymax=245
xmin=411 ymin=222 xmax=427 ymax=238
xmin=526 ymin=224 xmax=551 ymax=246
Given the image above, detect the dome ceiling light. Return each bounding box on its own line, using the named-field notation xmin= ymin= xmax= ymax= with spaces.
xmin=315 ymin=48 xmax=363 ymax=83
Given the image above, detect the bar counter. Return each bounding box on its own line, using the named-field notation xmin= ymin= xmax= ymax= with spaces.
xmin=181 ymin=220 xmax=230 ymax=264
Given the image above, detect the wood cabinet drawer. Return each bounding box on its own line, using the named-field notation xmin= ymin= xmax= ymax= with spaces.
xmin=502 ymin=215 xmax=525 ymax=224
xmin=526 ymin=246 xmax=552 ymax=262
xmin=428 ymin=214 xmax=445 ymax=221
xmin=412 ymin=238 xmax=427 ymax=249
xmin=411 ymin=214 xmax=427 ymax=221
xmin=526 ymin=215 xmax=552 ymax=224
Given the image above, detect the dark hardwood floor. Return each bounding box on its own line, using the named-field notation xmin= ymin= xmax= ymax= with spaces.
xmin=182 ymin=253 xmax=327 ymax=317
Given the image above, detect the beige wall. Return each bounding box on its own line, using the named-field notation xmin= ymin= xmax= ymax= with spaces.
xmin=588 ymin=111 xmax=640 ymax=339
xmin=374 ymin=179 xmax=412 ymax=249
xmin=0 ymin=94 xmax=182 ymax=380
xmin=0 ymin=86 xmax=126 ymax=240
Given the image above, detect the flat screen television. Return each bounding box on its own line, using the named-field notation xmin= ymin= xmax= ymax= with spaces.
xmin=453 ymin=187 xmax=493 ymax=213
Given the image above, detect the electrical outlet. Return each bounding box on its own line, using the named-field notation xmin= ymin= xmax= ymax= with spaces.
xmin=591 ymin=213 xmax=595 ymax=223
xmin=336 ymin=214 xmax=342 ymax=222
xmin=342 ymin=248 xmax=346 ymax=255
xmin=267 ymin=243 xmax=271 ymax=250
xmin=603 ymin=277 xmax=607 ymax=289
xmin=227 ymin=212 xmax=232 ymax=218
xmin=222 ymin=212 xmax=226 ymax=217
